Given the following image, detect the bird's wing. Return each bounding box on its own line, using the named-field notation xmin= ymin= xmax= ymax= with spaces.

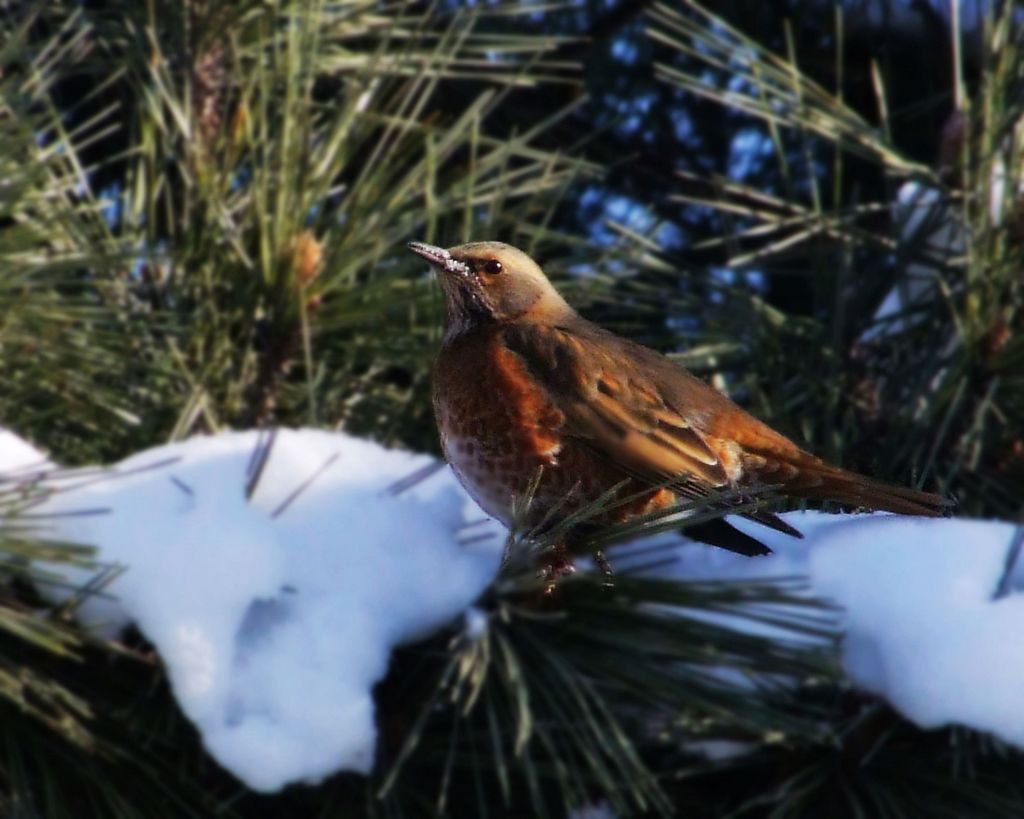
xmin=499 ymin=321 xmax=735 ymax=490
xmin=499 ymin=321 xmax=812 ymax=547
xmin=500 ymin=320 xmax=949 ymax=520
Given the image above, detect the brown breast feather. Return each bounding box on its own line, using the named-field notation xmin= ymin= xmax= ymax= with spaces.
xmin=435 ymin=327 xmax=565 ymax=465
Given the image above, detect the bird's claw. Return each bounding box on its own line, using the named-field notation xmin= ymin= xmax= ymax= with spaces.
xmin=539 ymin=552 xmax=576 ymax=594
xmin=594 ymin=549 xmax=615 ymax=587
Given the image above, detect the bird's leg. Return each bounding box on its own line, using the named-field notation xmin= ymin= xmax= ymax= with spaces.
xmin=566 ymin=526 xmax=615 ymax=587
xmin=593 ymin=549 xmax=615 ymax=585
xmin=537 ymin=538 xmax=576 ymax=594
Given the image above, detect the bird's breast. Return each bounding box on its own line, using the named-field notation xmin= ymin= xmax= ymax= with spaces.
xmin=433 ymin=329 xmax=566 ymax=524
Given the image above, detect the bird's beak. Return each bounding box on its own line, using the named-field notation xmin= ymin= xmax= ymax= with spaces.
xmin=407 ymin=241 xmax=451 ymax=267
xmin=408 ymin=241 xmax=471 ymax=278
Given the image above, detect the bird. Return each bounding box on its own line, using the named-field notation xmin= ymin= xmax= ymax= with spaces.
xmin=409 ymin=240 xmax=950 ymax=566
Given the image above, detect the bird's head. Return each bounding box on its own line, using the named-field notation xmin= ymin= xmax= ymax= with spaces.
xmin=408 ymin=241 xmax=574 ymax=336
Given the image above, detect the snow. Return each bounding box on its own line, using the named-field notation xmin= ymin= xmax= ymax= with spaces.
xmin=26 ymin=429 xmax=503 ymax=792
xmin=873 ymin=166 xmax=1018 ymax=344
xmin=463 ymin=605 xmax=489 ymax=638
xmin=809 ymin=516 xmax=1024 ymax=738
xmin=0 ymin=427 xmax=50 ymax=472
xmin=569 ymin=802 xmax=616 ymax=819
xmin=640 ymin=511 xmax=1024 ymax=749
xmin=861 ymin=181 xmax=965 ymax=344
xmin=4 ymin=425 xmax=1024 ymax=792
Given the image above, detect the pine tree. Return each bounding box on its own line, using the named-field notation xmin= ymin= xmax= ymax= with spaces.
xmin=0 ymin=1 xmax=1022 ymax=816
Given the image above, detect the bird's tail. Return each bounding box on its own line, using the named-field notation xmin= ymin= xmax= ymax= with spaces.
xmin=798 ymin=467 xmax=951 ymax=516
xmin=767 ymin=452 xmax=951 ymax=516
xmin=739 ymin=441 xmax=951 ymax=517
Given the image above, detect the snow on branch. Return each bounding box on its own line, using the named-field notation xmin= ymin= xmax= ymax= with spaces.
xmin=631 ymin=510 xmax=1024 ymax=752
xmin=14 ymin=430 xmax=503 ymax=792
xmin=0 ymin=428 xmax=1021 ymax=792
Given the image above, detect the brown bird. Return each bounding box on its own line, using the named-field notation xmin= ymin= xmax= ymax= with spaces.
xmin=409 ymin=240 xmax=949 ymax=561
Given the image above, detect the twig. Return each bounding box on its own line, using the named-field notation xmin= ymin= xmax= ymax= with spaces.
xmin=270 ymin=452 xmax=340 ymax=519
xmin=245 ymin=428 xmax=277 ymax=500
xmin=992 ymin=527 xmax=1024 ymax=601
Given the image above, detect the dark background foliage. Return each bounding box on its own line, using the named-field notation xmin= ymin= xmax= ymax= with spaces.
xmin=0 ymin=0 xmax=1022 ymax=816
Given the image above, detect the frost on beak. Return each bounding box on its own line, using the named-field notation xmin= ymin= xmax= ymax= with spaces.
xmin=407 ymin=242 xmax=471 ymax=278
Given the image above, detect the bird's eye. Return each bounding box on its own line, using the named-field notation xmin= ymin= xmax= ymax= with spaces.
xmin=480 ymin=259 xmax=503 ymax=275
